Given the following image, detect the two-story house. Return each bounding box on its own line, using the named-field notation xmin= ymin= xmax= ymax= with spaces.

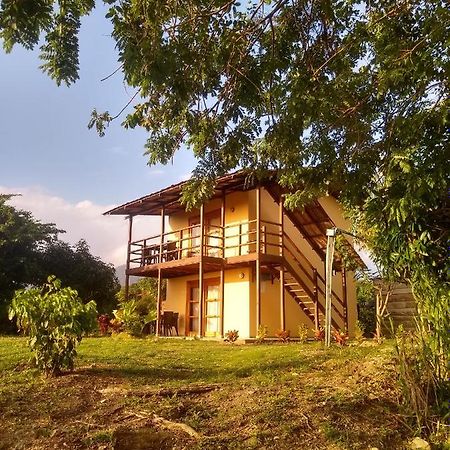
xmin=105 ymin=171 xmax=363 ymax=339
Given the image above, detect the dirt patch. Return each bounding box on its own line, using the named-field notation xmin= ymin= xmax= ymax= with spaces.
xmin=114 ymin=422 xmax=194 ymax=450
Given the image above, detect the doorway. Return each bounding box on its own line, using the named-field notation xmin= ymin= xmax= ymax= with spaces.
xmin=186 ymin=278 xmax=221 ymax=336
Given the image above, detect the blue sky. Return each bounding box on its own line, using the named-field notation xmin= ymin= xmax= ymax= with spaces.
xmin=0 ymin=5 xmax=195 ymax=265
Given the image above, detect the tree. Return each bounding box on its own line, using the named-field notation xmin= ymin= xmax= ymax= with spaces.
xmin=2 ymin=0 xmax=448 ymax=423
xmin=0 ymin=196 xmax=120 ymax=331
xmin=0 ymin=194 xmax=60 ymax=331
xmin=9 ymin=276 xmax=97 ymax=376
xmin=39 ymin=239 xmax=120 ymax=314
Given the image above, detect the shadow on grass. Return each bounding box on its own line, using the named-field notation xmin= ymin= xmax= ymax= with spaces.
xmin=74 ymin=355 xmax=320 ymax=384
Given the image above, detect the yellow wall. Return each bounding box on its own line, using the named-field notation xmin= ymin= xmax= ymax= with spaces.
xmin=163 ymin=187 xmax=358 ymax=338
xmin=165 ymin=267 xmax=251 ymax=338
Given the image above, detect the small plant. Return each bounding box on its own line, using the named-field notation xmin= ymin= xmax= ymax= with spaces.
xmin=224 ymin=329 xmax=239 ymax=343
xmin=332 ymin=329 xmax=349 ymax=346
xmin=256 ymin=324 xmax=268 ymax=343
xmin=275 ymin=329 xmax=290 ymax=343
xmin=109 ymin=317 xmax=123 ymax=333
xmin=297 ymin=323 xmax=309 ymax=343
xmin=8 ymin=275 xmax=97 ymax=376
xmin=314 ymin=327 xmax=325 ymax=341
xmin=97 ymin=314 xmax=111 ymax=335
xmin=354 ymin=320 xmax=365 ymax=342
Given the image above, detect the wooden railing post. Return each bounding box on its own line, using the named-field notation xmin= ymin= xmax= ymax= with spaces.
xmin=238 ymin=223 xmax=242 ymax=256
xmin=341 ymin=267 xmax=348 ymax=332
xmin=262 ymin=225 xmax=266 ymax=254
xmin=255 ymin=186 xmax=261 ymax=335
xmin=220 ymin=190 xmax=226 ymax=337
xmin=156 ymin=207 xmax=165 ymax=337
xmin=279 ymin=200 xmax=285 ymax=331
xmin=198 ymin=204 xmax=205 ymax=337
xmin=159 ymin=206 xmax=165 ymax=263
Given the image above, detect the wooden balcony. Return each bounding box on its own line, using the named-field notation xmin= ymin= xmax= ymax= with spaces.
xmin=126 ymin=220 xmax=284 ymax=277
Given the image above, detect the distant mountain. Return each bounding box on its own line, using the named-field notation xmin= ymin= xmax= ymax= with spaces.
xmin=115 ymin=264 xmax=140 ymax=286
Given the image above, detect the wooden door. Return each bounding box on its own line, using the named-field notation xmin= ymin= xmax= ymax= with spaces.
xmin=186 ymin=282 xmax=200 ymax=335
xmin=204 ymin=282 xmax=220 ymax=336
xmin=186 ymin=278 xmax=221 ymax=337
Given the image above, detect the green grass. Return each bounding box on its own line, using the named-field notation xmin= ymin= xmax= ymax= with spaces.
xmin=0 ymin=336 xmax=410 ymax=450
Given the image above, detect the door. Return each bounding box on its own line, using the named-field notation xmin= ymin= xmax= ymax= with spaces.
xmin=187 ymin=283 xmax=200 ymax=336
xmin=186 ymin=278 xmax=221 ymax=336
xmin=204 ymin=283 xmax=220 ymax=336
xmin=189 ymin=210 xmax=221 ymax=256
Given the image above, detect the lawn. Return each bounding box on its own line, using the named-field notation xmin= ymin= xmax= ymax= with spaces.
xmin=0 ymin=336 xmax=410 ymax=450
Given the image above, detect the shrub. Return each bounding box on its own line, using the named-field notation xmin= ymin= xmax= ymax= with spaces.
xmin=112 ymin=300 xmax=144 ymax=336
xmin=332 ymin=329 xmax=349 ymax=346
xmin=297 ymin=323 xmax=309 ymax=343
xmin=394 ymin=325 xmax=449 ymax=440
xmin=256 ymin=324 xmax=268 ymax=343
xmin=224 ymin=329 xmax=239 ymax=343
xmin=97 ymin=314 xmax=111 ymax=335
xmin=8 ymin=275 xmax=97 ymax=376
xmin=314 ymin=327 xmax=325 ymax=341
xmin=354 ymin=320 xmax=365 ymax=342
xmin=275 ymin=329 xmax=290 ymax=343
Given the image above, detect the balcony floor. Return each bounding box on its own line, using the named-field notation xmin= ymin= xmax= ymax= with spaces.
xmin=127 ymin=253 xmax=284 ymax=278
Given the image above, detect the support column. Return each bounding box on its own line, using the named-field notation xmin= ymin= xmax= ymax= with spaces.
xmin=255 ymin=186 xmax=261 ymax=336
xmin=341 ymin=267 xmax=348 ymax=332
xmin=156 ymin=207 xmax=165 ymax=337
xmin=313 ymin=269 xmax=319 ymax=329
xmin=279 ymin=198 xmax=285 ymax=331
xmin=325 ymin=228 xmax=336 ymax=347
xmin=124 ymin=215 xmax=133 ymax=301
xmin=198 ymin=204 xmax=205 ymax=337
xmin=220 ymin=191 xmax=226 ymax=337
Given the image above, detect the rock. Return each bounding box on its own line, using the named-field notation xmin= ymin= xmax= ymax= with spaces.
xmin=409 ymin=437 xmax=431 ymax=450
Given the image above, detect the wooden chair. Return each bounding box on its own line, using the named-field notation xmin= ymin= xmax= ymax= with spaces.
xmin=161 ymin=311 xmax=179 ymax=336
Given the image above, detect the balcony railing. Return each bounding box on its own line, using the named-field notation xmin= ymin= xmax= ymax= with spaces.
xmin=128 ymin=219 xmax=284 ymax=268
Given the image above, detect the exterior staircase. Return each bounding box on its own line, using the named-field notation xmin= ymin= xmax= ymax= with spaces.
xmin=266 ymin=230 xmax=347 ymax=332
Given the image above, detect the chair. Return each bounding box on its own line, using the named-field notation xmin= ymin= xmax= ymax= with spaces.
xmin=165 ymin=241 xmax=178 ymax=261
xmin=161 ymin=311 xmax=179 ymax=336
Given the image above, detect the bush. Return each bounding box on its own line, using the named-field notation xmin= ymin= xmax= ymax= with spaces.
xmin=332 ymin=329 xmax=349 ymax=346
xmin=8 ymin=275 xmax=97 ymax=376
xmin=112 ymin=300 xmax=145 ymax=336
xmin=275 ymin=329 xmax=290 ymax=343
xmin=114 ymin=278 xmax=159 ymax=336
xmin=256 ymin=324 xmax=268 ymax=343
xmin=224 ymin=329 xmax=239 ymax=343
xmin=314 ymin=327 xmax=325 ymax=341
xmin=354 ymin=320 xmax=365 ymax=342
xmin=97 ymin=314 xmax=111 ymax=335
xmin=297 ymin=323 xmax=309 ymax=343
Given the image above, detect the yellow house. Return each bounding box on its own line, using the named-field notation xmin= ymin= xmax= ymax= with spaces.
xmin=105 ymin=171 xmax=362 ymax=339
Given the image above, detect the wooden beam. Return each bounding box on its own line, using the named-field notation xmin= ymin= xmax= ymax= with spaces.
xmin=198 ymin=203 xmax=205 ymax=337
xmin=256 ymin=186 xmax=261 ymax=336
xmin=220 ymin=191 xmax=226 ymax=338
xmin=156 ymin=269 xmax=162 ymax=336
xmin=159 ymin=206 xmax=166 ymax=263
xmin=342 ymin=267 xmax=348 ymax=332
xmin=313 ymin=269 xmax=319 ymax=329
xmin=325 ymin=229 xmax=336 ymax=347
xmin=156 ymin=207 xmax=165 ymax=336
xmin=125 ymin=215 xmax=133 ymax=301
xmin=279 ymin=199 xmax=285 ymax=331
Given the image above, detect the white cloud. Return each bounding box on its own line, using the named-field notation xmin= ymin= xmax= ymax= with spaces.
xmin=0 ymin=186 xmax=160 ymax=266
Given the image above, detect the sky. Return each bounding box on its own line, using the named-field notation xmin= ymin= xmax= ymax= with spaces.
xmin=0 ymin=5 xmax=196 ymax=267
